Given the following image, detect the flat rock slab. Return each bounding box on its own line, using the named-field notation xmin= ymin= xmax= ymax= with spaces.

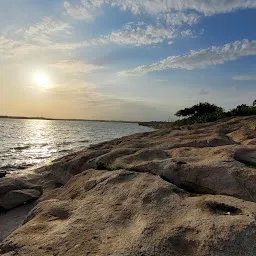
xmin=1 ymin=169 xmax=256 ymax=256
xmin=0 ymin=203 xmax=36 ymax=242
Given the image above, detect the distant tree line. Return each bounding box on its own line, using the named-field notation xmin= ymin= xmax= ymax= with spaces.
xmin=174 ymin=100 xmax=256 ymax=126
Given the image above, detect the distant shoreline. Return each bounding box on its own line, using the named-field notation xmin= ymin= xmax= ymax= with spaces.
xmin=0 ymin=115 xmax=138 ymax=124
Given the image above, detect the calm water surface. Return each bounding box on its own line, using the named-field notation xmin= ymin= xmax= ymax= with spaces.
xmin=0 ymin=119 xmax=154 ymax=172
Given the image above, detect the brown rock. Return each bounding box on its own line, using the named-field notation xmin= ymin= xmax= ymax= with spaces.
xmin=0 ymin=116 xmax=256 ymax=255
xmin=0 ymin=179 xmax=42 ymax=198
xmin=1 ymin=169 xmax=256 ymax=256
xmin=0 ymin=178 xmax=43 ymax=210
xmin=0 ymin=189 xmax=41 ymax=210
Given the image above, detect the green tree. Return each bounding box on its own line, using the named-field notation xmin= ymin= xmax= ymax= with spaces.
xmin=175 ymin=102 xmax=224 ymax=118
xmin=175 ymin=102 xmax=225 ymax=125
xmin=230 ymin=104 xmax=250 ymax=116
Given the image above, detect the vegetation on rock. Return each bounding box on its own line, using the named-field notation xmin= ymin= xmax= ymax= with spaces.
xmin=139 ymin=100 xmax=256 ymax=129
xmin=175 ymin=102 xmax=225 ymax=125
xmin=174 ymin=100 xmax=256 ymax=126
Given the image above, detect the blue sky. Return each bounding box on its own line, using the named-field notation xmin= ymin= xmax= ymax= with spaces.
xmin=0 ymin=0 xmax=256 ymax=121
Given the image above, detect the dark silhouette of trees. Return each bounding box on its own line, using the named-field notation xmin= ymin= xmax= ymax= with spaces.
xmin=174 ymin=101 xmax=255 ymax=126
xmin=229 ymin=104 xmax=250 ymax=116
xmin=176 ymin=102 xmax=223 ymax=118
xmin=175 ymin=102 xmax=224 ymax=124
xmin=227 ymin=102 xmax=256 ymax=117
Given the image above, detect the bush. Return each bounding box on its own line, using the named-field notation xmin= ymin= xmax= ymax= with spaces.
xmin=174 ymin=102 xmax=225 ymax=126
xmin=175 ymin=102 xmax=224 ymax=119
xmin=173 ymin=101 xmax=255 ymax=127
xmin=228 ymin=104 xmax=256 ymax=117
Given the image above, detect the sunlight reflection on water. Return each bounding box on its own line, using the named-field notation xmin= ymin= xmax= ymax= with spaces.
xmin=0 ymin=119 xmax=154 ymax=172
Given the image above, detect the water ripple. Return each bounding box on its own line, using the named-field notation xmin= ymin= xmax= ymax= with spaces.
xmin=0 ymin=119 xmax=153 ymax=172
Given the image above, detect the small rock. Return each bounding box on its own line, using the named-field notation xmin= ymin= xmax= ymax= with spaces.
xmin=0 ymin=178 xmax=43 ymax=198
xmin=176 ymin=161 xmax=187 ymax=165
xmin=0 ymin=178 xmax=43 ymax=210
xmin=0 ymin=171 xmax=6 ymax=178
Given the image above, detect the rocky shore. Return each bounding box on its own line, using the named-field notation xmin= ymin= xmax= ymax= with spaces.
xmin=0 ymin=116 xmax=256 ymax=256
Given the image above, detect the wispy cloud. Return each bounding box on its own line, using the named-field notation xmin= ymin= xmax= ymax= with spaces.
xmin=232 ymin=75 xmax=256 ymax=81
xmin=62 ymin=0 xmax=255 ymax=50
xmin=47 ymin=22 xmax=187 ymax=49
xmin=65 ymin=0 xmax=256 ymax=19
xmin=63 ymin=0 xmax=203 ymax=29
xmin=64 ymin=0 xmax=104 ymax=20
xmin=0 ymin=36 xmax=40 ymax=59
xmin=119 ymin=39 xmax=256 ymax=76
xmin=49 ymin=60 xmax=103 ymax=74
xmin=103 ymin=23 xmax=176 ymax=46
xmin=0 ymin=17 xmax=73 ymax=59
xmin=16 ymin=17 xmax=72 ymax=44
xmin=110 ymin=0 xmax=256 ymax=16
xmin=162 ymin=12 xmax=201 ymax=26
xmin=18 ymin=17 xmax=71 ymax=36
xmin=1 ymin=20 xmax=189 ymax=60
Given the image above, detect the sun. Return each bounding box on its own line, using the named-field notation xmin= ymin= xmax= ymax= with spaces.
xmin=33 ymin=71 xmax=50 ymax=87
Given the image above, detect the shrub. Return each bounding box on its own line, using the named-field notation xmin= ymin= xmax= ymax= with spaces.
xmin=174 ymin=102 xmax=225 ymax=125
xmin=173 ymin=101 xmax=255 ymax=127
xmin=228 ymin=104 xmax=256 ymax=117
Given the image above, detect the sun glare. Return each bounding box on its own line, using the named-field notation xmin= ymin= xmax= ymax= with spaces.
xmin=33 ymin=71 xmax=50 ymax=87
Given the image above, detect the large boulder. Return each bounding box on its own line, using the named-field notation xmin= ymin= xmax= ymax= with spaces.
xmin=1 ymin=169 xmax=256 ymax=256
xmin=0 ymin=178 xmax=43 ymax=210
xmin=0 ymin=189 xmax=41 ymax=210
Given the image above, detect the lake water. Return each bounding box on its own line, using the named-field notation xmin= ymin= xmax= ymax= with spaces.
xmin=0 ymin=118 xmax=154 ymax=172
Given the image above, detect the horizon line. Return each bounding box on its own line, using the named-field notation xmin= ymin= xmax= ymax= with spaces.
xmin=0 ymin=115 xmax=145 ymax=123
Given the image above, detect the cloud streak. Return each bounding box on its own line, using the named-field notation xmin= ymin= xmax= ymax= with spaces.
xmin=103 ymin=24 xmax=176 ymax=46
xmin=65 ymin=0 xmax=256 ymax=19
xmin=16 ymin=17 xmax=72 ymax=44
xmin=232 ymin=75 xmax=256 ymax=81
xmin=0 ymin=17 xmax=73 ymax=59
xmin=49 ymin=60 xmax=103 ymax=75
xmin=1 ymin=20 xmax=189 ymax=60
xmin=42 ymin=22 xmax=186 ymax=50
xmin=162 ymin=12 xmax=200 ymax=26
xmin=110 ymin=0 xmax=256 ymax=16
xmin=119 ymin=40 xmax=256 ymax=76
xmin=64 ymin=0 xmax=104 ymax=20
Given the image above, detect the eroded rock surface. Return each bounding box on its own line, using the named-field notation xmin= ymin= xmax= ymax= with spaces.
xmin=0 ymin=116 xmax=255 ymax=255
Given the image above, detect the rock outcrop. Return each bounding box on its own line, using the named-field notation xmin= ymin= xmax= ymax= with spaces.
xmin=0 ymin=178 xmax=43 ymax=210
xmin=0 ymin=116 xmax=255 ymax=255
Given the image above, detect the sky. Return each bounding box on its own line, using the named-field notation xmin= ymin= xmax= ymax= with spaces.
xmin=0 ymin=0 xmax=256 ymax=121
